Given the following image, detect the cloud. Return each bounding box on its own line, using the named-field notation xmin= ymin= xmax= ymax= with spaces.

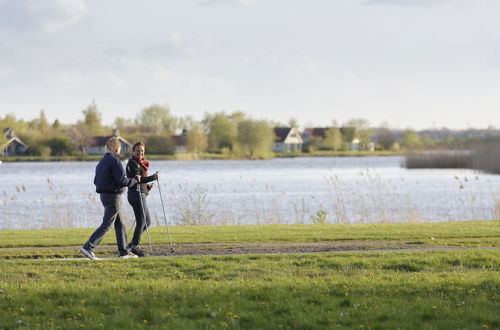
xmin=145 ymin=32 xmax=215 ymax=58
xmin=0 ymin=0 xmax=88 ymax=32
xmin=0 ymin=65 xmax=13 ymax=78
xmin=198 ymin=0 xmax=260 ymax=7
xmin=362 ymin=0 xmax=457 ymax=7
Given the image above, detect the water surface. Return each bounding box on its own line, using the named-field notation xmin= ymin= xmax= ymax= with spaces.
xmin=1 ymin=157 xmax=498 ymax=229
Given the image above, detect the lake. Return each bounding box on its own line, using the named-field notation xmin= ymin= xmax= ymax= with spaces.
xmin=0 ymin=156 xmax=499 ymax=229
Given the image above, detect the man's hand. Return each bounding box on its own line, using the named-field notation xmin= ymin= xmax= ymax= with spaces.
xmin=135 ymin=175 xmax=141 ymax=183
xmin=155 ymin=171 xmax=160 ymax=180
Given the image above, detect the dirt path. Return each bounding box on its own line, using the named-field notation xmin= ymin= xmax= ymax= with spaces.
xmin=2 ymin=240 xmax=499 ymax=261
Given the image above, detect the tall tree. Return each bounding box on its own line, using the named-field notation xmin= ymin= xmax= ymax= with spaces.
xmin=52 ymin=119 xmax=61 ymax=129
xmin=203 ymin=112 xmax=237 ymax=152
xmin=114 ymin=117 xmax=134 ymax=131
xmin=82 ymin=101 xmax=103 ymax=135
xmin=0 ymin=131 xmax=7 ymax=148
xmin=38 ymin=110 xmax=50 ymax=134
xmin=402 ymin=130 xmax=423 ymax=149
xmin=236 ymin=119 xmax=274 ymax=158
xmin=136 ymin=104 xmax=175 ymax=135
xmin=345 ymin=118 xmax=373 ymax=149
xmin=323 ymin=127 xmax=342 ymax=151
xmin=186 ymin=122 xmax=208 ymax=153
xmin=177 ymin=115 xmax=195 ymax=132
xmin=377 ymin=127 xmax=395 ymax=150
xmin=229 ymin=111 xmax=246 ymax=123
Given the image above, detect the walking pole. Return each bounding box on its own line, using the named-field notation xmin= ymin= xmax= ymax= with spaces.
xmin=137 ymin=184 xmax=153 ymax=255
xmin=156 ymin=175 xmax=174 ymax=253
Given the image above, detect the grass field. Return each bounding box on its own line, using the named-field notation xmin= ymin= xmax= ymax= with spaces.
xmin=1 ymin=221 xmax=499 ymax=329
xmin=2 ymin=221 xmax=500 ymax=248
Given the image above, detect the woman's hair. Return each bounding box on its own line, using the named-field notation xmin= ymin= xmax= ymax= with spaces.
xmin=133 ymin=141 xmax=145 ymax=151
xmin=106 ymin=137 xmax=121 ymax=151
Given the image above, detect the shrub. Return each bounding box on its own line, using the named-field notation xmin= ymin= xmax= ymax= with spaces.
xmin=145 ymin=135 xmax=176 ymax=155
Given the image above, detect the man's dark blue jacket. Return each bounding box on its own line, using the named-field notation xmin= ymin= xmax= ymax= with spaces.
xmin=94 ymin=152 xmax=135 ymax=194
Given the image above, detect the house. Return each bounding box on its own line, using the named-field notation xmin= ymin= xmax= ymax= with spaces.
xmin=272 ymin=127 xmax=303 ymax=152
xmin=350 ymin=138 xmax=360 ymax=151
xmin=171 ymin=129 xmax=188 ymax=153
xmin=86 ymin=130 xmax=132 ymax=155
xmin=302 ymin=127 xmax=328 ymax=143
xmin=1 ymin=128 xmax=28 ymax=156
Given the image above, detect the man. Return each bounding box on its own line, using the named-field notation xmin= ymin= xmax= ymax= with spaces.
xmin=81 ymin=137 xmax=140 ymax=260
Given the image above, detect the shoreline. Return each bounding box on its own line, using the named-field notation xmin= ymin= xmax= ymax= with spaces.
xmin=0 ymin=151 xmax=401 ymax=162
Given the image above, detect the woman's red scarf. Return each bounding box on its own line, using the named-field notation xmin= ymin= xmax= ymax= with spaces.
xmin=133 ymin=156 xmax=150 ymax=176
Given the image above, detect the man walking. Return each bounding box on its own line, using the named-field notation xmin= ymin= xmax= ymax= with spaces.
xmin=81 ymin=137 xmax=140 ymax=260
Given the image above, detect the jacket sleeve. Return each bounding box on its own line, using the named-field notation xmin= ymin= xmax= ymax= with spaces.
xmin=142 ymin=173 xmax=158 ymax=183
xmin=112 ymin=158 xmax=134 ymax=187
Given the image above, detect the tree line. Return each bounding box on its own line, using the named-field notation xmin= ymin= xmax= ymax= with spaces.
xmin=1 ymin=102 xmax=499 ymax=158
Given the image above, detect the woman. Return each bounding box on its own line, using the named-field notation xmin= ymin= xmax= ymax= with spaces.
xmin=126 ymin=141 xmax=159 ymax=257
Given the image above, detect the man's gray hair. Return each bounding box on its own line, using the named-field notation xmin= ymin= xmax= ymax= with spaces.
xmin=105 ymin=137 xmax=120 ymax=151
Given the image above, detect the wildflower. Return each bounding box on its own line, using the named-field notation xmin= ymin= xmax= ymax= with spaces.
xmin=210 ymin=312 xmax=217 ymax=318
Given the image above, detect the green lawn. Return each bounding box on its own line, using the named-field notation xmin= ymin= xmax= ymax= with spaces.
xmin=1 ymin=250 xmax=499 ymax=329
xmin=1 ymin=221 xmax=499 ymax=329
xmin=1 ymin=221 xmax=499 ymax=248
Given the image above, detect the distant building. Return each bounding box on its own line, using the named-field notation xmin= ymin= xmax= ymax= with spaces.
xmin=1 ymin=128 xmax=28 ymax=156
xmin=171 ymin=129 xmax=188 ymax=153
xmin=272 ymin=127 xmax=303 ymax=152
xmin=350 ymin=138 xmax=360 ymax=151
xmin=302 ymin=127 xmax=328 ymax=143
xmin=86 ymin=130 xmax=132 ymax=155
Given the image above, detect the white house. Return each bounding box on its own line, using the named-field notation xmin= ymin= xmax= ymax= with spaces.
xmin=272 ymin=127 xmax=303 ymax=152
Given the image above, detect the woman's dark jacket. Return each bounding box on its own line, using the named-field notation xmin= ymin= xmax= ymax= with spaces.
xmin=126 ymin=157 xmax=158 ymax=195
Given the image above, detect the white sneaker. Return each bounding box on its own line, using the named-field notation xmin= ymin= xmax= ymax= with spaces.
xmin=80 ymin=247 xmax=99 ymax=260
xmin=118 ymin=252 xmax=138 ymax=259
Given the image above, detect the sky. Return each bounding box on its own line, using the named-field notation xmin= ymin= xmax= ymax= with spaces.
xmin=1 ymin=0 xmax=499 ymax=129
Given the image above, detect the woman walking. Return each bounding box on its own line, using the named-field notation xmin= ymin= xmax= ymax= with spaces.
xmin=126 ymin=141 xmax=159 ymax=257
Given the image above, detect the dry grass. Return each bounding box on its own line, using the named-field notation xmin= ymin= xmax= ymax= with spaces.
xmin=2 ymin=165 xmax=499 ymax=230
xmin=473 ymin=142 xmax=500 ymax=174
xmin=405 ymin=151 xmax=473 ymax=169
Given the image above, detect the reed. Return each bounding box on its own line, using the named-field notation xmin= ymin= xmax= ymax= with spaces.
xmin=404 ymin=142 xmax=500 ymax=175
xmin=404 ymin=151 xmax=473 ymax=169
xmin=1 ymin=165 xmax=499 ymax=230
xmin=473 ymin=142 xmax=500 ymax=174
